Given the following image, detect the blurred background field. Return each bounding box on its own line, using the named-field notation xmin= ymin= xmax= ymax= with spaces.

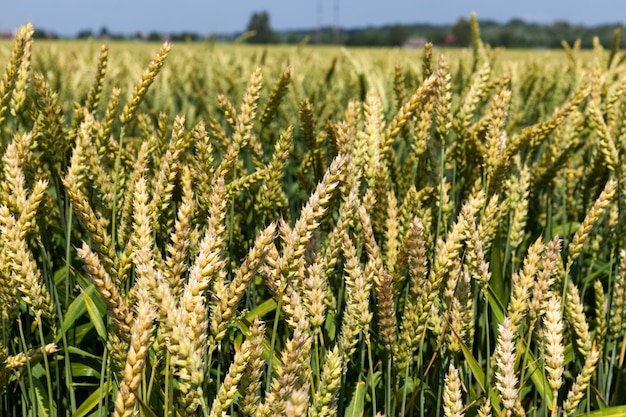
xmin=0 ymin=39 xmax=597 ymax=128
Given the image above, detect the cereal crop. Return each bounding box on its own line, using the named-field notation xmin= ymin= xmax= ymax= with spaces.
xmin=1 ymin=19 xmax=626 ymax=416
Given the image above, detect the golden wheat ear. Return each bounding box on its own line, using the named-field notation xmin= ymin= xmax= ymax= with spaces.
xmin=112 ymin=286 xmax=155 ymax=417
xmin=443 ymin=363 xmax=463 ymax=417
xmin=0 ymin=24 xmax=34 ymax=126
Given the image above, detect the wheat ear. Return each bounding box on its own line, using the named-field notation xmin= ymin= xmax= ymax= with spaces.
xmin=112 ymin=287 xmax=155 ymax=417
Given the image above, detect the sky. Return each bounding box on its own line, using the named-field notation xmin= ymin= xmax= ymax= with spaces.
xmin=3 ymin=1 xmax=626 ymax=37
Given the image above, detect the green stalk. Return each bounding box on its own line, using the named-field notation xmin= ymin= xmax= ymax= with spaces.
xmin=201 ymin=397 xmax=210 ymax=417
xmin=50 ymin=257 xmax=77 ymax=412
xmin=385 ymin=356 xmax=392 ymax=417
xmin=519 ymin=327 xmax=534 ymax=401
xmin=98 ymin=346 xmax=108 ymax=416
xmin=420 ymin=336 xmax=425 ymax=417
xmin=165 ymin=350 xmax=173 ymax=417
xmin=435 ymin=361 xmax=443 ymax=417
xmin=145 ymin=351 xmax=157 ymax=408
xmin=484 ymin=297 xmax=491 ymax=389
xmin=64 ymin=196 xmax=73 ymax=309
xmin=400 ymin=361 xmax=410 ymax=417
xmin=35 ymin=317 xmax=53 ymax=416
xmin=503 ymin=211 xmax=514 ymax=275
xmin=265 ymin=292 xmax=283 ymax=393
xmin=616 ymin=338 xmax=626 ymax=405
xmin=38 ymin=241 xmax=63 ymax=415
xmin=366 ymin=332 xmax=377 ymax=416
xmin=17 ymin=317 xmax=36 ymax=417
xmin=539 ymin=341 xmax=550 ymax=417
xmin=605 ymin=344 xmax=617 ymax=405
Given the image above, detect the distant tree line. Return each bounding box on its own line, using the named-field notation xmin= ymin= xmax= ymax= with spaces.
xmin=75 ymin=27 xmax=205 ymax=42
xmin=241 ymin=12 xmax=626 ymax=48
xmin=29 ymin=11 xmax=625 ymax=49
xmin=281 ymin=19 xmax=625 ymax=48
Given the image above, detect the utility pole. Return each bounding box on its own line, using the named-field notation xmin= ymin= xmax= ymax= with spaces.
xmin=333 ymin=0 xmax=340 ymax=44
xmin=316 ymin=0 xmax=322 ymax=44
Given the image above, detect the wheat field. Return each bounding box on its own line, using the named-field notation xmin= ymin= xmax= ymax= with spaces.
xmin=1 ymin=20 xmax=626 ymax=417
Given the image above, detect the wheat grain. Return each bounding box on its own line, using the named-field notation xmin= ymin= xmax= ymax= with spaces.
xmin=568 ymin=178 xmax=617 ymax=266
xmin=211 ymin=223 xmax=276 ymax=342
xmin=563 ymin=346 xmax=600 ymax=416
xmin=495 ymin=317 xmax=518 ymax=412
xmin=77 ymin=242 xmax=132 ymax=340
xmin=565 ymin=283 xmax=592 ymax=357
xmin=209 ymin=319 xmax=264 ymax=417
xmin=120 ymin=42 xmax=171 ymax=125
xmin=264 ymin=299 xmax=312 ymax=417
xmin=443 ymin=363 xmax=464 ymax=417
xmin=543 ymin=295 xmax=564 ymax=401
xmin=395 ymin=217 xmax=428 ymax=371
xmin=359 ymin=204 xmax=396 ymax=352
xmin=507 ymin=237 xmax=543 ymax=330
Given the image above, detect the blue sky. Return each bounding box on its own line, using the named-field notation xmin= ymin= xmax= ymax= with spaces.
xmin=3 ymin=1 xmax=626 ymax=36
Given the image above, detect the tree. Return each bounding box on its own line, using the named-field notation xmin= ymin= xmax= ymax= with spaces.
xmin=77 ymin=29 xmax=93 ymax=39
xmin=147 ymin=32 xmax=162 ymax=42
xmin=246 ymin=11 xmax=277 ymax=44
xmin=98 ymin=26 xmax=110 ymax=39
xmin=452 ymin=18 xmax=471 ymax=46
xmin=33 ymin=29 xmax=49 ymax=39
xmin=387 ymin=24 xmax=408 ymax=46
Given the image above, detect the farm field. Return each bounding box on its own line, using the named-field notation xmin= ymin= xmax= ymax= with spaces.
xmin=1 ymin=22 xmax=626 ymax=417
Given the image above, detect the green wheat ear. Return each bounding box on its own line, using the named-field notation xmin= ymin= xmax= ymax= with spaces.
xmin=120 ymin=42 xmax=172 ymax=126
xmin=470 ymin=12 xmax=484 ymax=72
xmin=422 ymin=42 xmax=433 ymax=79
xmin=260 ymin=65 xmax=291 ymax=128
xmin=85 ymin=45 xmax=110 ymax=114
